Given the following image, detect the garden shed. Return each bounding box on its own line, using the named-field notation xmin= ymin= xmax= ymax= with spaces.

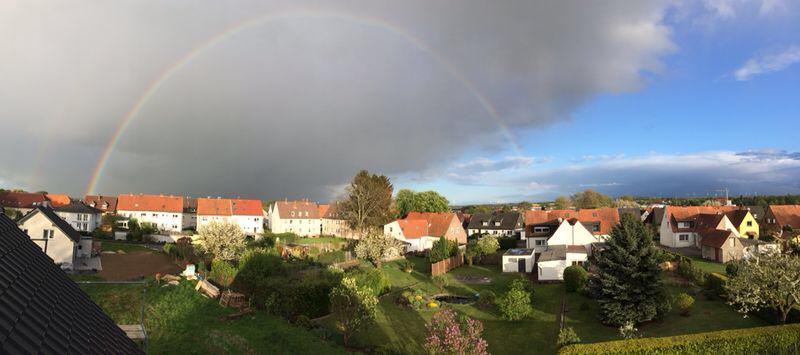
xmin=502 ymin=248 xmax=536 ymax=273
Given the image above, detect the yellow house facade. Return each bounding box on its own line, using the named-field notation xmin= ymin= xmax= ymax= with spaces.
xmin=727 ymin=210 xmax=759 ymax=239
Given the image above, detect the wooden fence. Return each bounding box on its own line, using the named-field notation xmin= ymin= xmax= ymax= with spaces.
xmin=431 ymin=254 xmax=464 ymax=276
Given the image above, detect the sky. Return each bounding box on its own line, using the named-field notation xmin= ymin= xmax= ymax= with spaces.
xmin=0 ymin=0 xmax=798 ymax=205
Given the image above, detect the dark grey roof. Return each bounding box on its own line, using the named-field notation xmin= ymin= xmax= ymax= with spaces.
xmin=17 ymin=207 xmax=83 ymax=243
xmin=504 ymin=248 xmax=535 ymax=256
xmin=467 ymin=212 xmax=522 ymax=230
xmin=746 ymin=206 xmax=766 ymax=223
xmin=54 ymin=201 xmax=102 ymax=215
xmin=0 ymin=214 xmax=142 ymax=354
xmin=537 ymin=245 xmax=587 ymax=262
xmin=618 ymin=208 xmax=642 ymax=220
xmin=645 ymin=207 xmax=665 ymax=226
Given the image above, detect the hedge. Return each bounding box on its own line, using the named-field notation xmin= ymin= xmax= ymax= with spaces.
xmin=706 ymin=272 xmax=728 ymax=297
xmin=559 ymin=323 xmax=800 ymax=354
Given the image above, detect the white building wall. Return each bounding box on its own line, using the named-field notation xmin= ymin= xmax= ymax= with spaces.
xmin=502 ymin=254 xmax=535 ymax=273
xmin=537 ymin=252 xmax=588 ymax=281
xmin=118 ymin=210 xmax=184 ymax=233
xmin=18 ymin=212 xmax=76 ymax=268
xmin=547 ymin=221 xmax=598 ymax=252
xmin=55 ymin=211 xmax=101 ymax=233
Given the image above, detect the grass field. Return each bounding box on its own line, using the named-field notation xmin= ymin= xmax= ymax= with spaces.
xmin=100 ymin=240 xmax=154 ymax=253
xmin=76 ymin=278 xmax=345 ymax=354
xmin=563 ymin=281 xmax=765 ymax=343
xmin=686 ymin=255 xmax=728 ymax=274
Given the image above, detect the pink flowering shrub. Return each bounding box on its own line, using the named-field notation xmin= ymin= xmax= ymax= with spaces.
xmin=424 ymin=308 xmax=489 ymax=355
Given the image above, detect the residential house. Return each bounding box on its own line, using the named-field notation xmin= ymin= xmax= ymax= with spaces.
xmin=196 ymin=197 xmax=264 ymax=236
xmin=384 ymin=212 xmax=467 ymax=252
xmin=266 ymin=199 xmax=322 ymax=236
xmin=525 ymin=207 xmax=620 ymax=245
xmin=54 ymin=201 xmax=103 ymax=233
xmin=117 ymin=194 xmax=192 ymax=233
xmin=45 ymin=193 xmax=72 ymax=207
xmin=184 ymin=197 xmax=198 ymax=229
xmin=725 ymin=209 xmax=760 ymax=239
xmin=0 ymin=191 xmax=50 ymax=216
xmin=524 ymin=218 xmax=600 ymax=253
xmin=0 ymin=214 xmax=142 ymax=354
xmin=643 ymin=206 xmax=666 ymax=227
xmin=700 ymin=230 xmax=744 ymax=263
xmin=83 ymin=195 xmax=119 ymax=214
xmin=618 ymin=207 xmax=643 ymax=221
xmin=659 ymin=206 xmax=739 ymax=248
xmin=466 ymin=212 xmax=524 ymax=238
xmin=16 ymin=207 xmax=93 ymax=269
xmin=745 ymin=205 xmax=766 ymax=225
xmin=537 ymin=245 xmax=589 ymax=281
xmin=763 ymin=205 xmax=800 ymax=242
xmin=320 ymin=202 xmax=360 ymax=239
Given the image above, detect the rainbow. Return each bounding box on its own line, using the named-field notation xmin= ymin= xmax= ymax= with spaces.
xmin=85 ymin=9 xmax=520 ymax=195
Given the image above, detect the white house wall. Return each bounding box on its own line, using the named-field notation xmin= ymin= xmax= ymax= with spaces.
xmin=537 ymin=252 xmax=588 ymax=281
xmin=55 ymin=211 xmax=101 ymax=233
xmin=502 ymin=254 xmax=535 ymax=273
xmin=118 ymin=210 xmax=185 ymax=233
xmin=19 ymin=212 xmax=76 ymax=268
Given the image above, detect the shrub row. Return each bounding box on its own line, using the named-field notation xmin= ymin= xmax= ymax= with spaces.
xmin=559 ymin=323 xmax=800 ymax=354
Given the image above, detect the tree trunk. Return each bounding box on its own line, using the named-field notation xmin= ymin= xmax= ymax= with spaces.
xmin=780 ymin=307 xmax=790 ymax=324
xmin=467 ymin=256 xmax=473 ymax=266
xmin=343 ymin=332 xmax=350 ymax=347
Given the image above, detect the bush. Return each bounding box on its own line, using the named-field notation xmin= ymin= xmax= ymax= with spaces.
xmin=498 ymin=277 xmax=534 ymax=320
xmin=579 ymin=302 xmax=590 ymax=311
xmin=432 ymin=275 xmax=448 ymax=291
xmin=477 ymin=290 xmax=496 ymax=309
xmin=498 ymin=288 xmax=533 ymax=320
xmin=676 ymin=293 xmax=694 ymax=316
xmin=232 ymin=251 xmax=285 ymax=297
xmin=346 ymin=266 xmax=389 ymax=297
xmin=316 ymin=250 xmax=346 ymax=265
xmin=508 ymin=276 xmax=535 ymax=303
xmin=429 ymin=237 xmax=458 ymax=263
xmin=497 ymin=237 xmax=518 ymax=250
xmin=400 ymin=259 xmax=414 ymax=273
xmin=209 ymin=259 xmax=237 ymax=289
xmin=557 ymin=327 xmax=581 ymax=347
xmin=558 ymin=323 xmax=800 ymax=354
xmin=162 ymin=243 xmax=175 ymax=256
xmin=706 ymin=272 xmax=728 ymax=298
xmin=564 ymin=265 xmax=588 ymax=293
xmin=725 ymin=262 xmax=739 ymax=277
xmin=676 ymin=260 xmax=706 ymax=285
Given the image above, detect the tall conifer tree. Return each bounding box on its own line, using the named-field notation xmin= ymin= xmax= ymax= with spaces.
xmin=588 ymin=214 xmax=670 ymax=325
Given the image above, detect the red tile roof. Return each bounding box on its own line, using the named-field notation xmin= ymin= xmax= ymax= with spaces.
xmin=197 ymin=198 xmax=263 ymax=216
xmin=397 ymin=219 xmax=429 ymax=239
xmin=524 ymin=208 xmax=620 ymax=235
xmin=318 ymin=204 xmax=331 ymax=218
xmin=117 ymin=194 xmax=184 ymax=213
xmin=45 ymin=194 xmax=71 ymax=207
xmin=769 ymin=205 xmax=800 ymax=228
xmin=665 ymin=206 xmax=738 ymax=232
xmin=83 ymin=195 xmax=118 ymax=212
xmin=0 ymin=191 xmax=48 ymax=208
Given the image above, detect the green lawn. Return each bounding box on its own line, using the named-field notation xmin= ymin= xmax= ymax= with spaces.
xmin=563 ymin=279 xmax=766 ymax=344
xmin=321 ymin=257 xmax=564 ymax=354
xmin=77 ymin=278 xmax=345 ymax=354
xmin=100 ymin=240 xmax=154 ymax=253
xmin=686 ymin=255 xmax=728 ymax=274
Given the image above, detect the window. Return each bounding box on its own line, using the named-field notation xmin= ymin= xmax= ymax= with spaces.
xmin=592 ymin=225 xmax=600 ymax=232
xmin=747 ymin=221 xmax=753 ymax=227
xmin=592 ymin=212 xmax=597 ymax=217
xmin=78 ymin=245 xmax=82 ymax=250
xmin=679 ymin=234 xmax=689 ymax=241
xmin=535 ymin=239 xmax=545 ymax=246
xmin=482 ymin=221 xmax=488 ymax=226
xmin=533 ymin=226 xmax=550 ymax=233
xmin=291 ymin=211 xmax=295 ymax=217
xmin=43 ymin=229 xmax=54 ymax=238
xmin=730 ymin=239 xmax=734 ymax=247
xmin=494 ymin=221 xmax=501 ymax=226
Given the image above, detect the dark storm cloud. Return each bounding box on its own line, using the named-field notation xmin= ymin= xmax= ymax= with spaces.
xmin=448 ymin=151 xmax=800 ymax=202
xmin=0 ymin=1 xmax=675 ymax=200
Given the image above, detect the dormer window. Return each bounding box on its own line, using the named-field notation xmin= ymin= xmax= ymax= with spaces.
xmin=494 ymin=221 xmax=501 ymax=227
xmin=291 ymin=211 xmax=295 ymax=217
xmin=592 ymin=212 xmax=597 ymax=217
xmin=482 ymin=221 xmax=488 ymax=226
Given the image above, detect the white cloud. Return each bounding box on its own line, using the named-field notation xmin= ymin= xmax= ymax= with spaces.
xmin=734 ymin=45 xmax=800 ymax=81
